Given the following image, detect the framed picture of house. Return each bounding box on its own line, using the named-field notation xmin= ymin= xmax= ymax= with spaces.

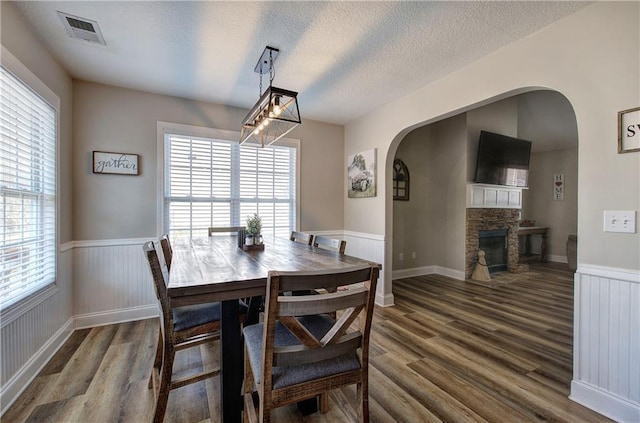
xmin=618 ymin=106 xmax=640 ymax=153
xmin=92 ymin=151 xmax=139 ymax=175
xmin=347 ymin=148 xmax=376 ymax=198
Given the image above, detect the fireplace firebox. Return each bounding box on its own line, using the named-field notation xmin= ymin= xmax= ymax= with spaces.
xmin=478 ymin=229 xmax=508 ymax=273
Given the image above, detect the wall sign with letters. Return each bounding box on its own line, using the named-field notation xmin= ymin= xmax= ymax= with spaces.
xmin=553 ymin=174 xmax=564 ymax=200
xmin=92 ymin=151 xmax=139 ymax=175
xmin=618 ymin=106 xmax=640 ymax=153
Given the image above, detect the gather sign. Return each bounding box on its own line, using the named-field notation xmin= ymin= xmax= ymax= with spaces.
xmin=92 ymin=151 xmax=139 ymax=175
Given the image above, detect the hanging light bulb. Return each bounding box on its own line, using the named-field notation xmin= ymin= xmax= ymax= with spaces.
xmin=272 ymin=96 xmax=282 ymax=117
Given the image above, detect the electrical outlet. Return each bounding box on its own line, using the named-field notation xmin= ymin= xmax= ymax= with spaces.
xmin=604 ymin=210 xmax=637 ymax=233
xmin=399 ymin=252 xmax=404 ymax=261
xmin=412 ymin=252 xmax=416 ymax=259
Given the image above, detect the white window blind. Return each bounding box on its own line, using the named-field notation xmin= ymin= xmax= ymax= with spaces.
xmin=0 ymin=66 xmax=57 ymax=310
xmin=164 ymin=134 xmax=296 ymax=239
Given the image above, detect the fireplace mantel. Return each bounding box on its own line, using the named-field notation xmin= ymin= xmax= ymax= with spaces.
xmin=466 ymin=183 xmax=524 ymax=209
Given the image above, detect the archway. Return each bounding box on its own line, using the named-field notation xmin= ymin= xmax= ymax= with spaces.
xmin=384 ymin=88 xmax=578 ymax=299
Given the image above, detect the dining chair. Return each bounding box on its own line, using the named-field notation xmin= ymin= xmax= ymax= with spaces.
xmin=159 ymin=234 xmax=172 ymax=271
xmin=208 ymin=226 xmax=245 ymax=236
xmin=143 ymin=241 xmax=247 ymax=423
xmin=290 ymin=231 xmax=313 ymax=246
xmin=242 ymin=264 xmax=379 ymax=423
xmin=313 ymin=235 xmax=347 ymax=254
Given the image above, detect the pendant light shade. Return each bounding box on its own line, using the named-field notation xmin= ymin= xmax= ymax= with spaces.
xmin=240 ymin=47 xmax=301 ymax=147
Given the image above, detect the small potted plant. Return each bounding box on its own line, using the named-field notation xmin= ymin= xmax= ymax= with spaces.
xmin=246 ymin=213 xmax=262 ymax=245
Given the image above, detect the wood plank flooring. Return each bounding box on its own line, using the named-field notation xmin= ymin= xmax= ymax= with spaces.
xmin=4 ymin=263 xmax=611 ymax=422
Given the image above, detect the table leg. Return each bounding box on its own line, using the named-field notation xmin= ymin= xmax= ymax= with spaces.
xmin=525 ymin=234 xmax=532 ymax=256
xmin=541 ymin=232 xmax=548 ymax=262
xmin=221 ymin=299 xmax=242 ymax=423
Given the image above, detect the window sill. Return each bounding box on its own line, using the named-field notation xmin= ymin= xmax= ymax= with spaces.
xmin=0 ymin=283 xmax=59 ymax=329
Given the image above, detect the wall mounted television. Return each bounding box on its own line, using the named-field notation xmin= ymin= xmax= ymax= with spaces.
xmin=473 ymin=130 xmax=532 ymax=187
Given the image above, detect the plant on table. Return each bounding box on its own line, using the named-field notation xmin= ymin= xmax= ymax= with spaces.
xmin=246 ymin=213 xmax=262 ymax=245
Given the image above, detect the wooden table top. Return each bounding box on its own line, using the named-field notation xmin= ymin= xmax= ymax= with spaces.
xmin=168 ymin=235 xmax=378 ymax=306
xmin=517 ymin=226 xmax=549 ymax=235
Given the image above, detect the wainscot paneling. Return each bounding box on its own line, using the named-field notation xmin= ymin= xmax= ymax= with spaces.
xmin=1 ymin=247 xmax=73 ymax=415
xmin=342 ymin=230 xmax=391 ymax=306
xmin=72 ymin=238 xmax=158 ymax=323
xmin=571 ymin=265 xmax=640 ymax=422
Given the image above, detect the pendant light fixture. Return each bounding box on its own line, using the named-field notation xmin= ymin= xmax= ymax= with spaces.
xmin=240 ymin=46 xmax=301 ymax=147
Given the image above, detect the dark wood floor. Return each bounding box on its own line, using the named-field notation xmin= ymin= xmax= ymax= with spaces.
xmin=4 ymin=263 xmax=611 ymax=422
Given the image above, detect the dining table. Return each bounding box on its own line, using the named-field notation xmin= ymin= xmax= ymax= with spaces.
xmin=168 ymin=233 xmax=380 ymax=423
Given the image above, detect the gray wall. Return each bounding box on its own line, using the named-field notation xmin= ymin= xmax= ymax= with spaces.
xmin=522 ymin=148 xmax=578 ymax=260
xmin=393 ymin=113 xmax=466 ymax=271
xmin=73 ymin=81 xmax=345 ymax=240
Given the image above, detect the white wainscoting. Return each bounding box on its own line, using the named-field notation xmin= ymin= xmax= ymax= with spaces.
xmin=1 ymin=248 xmax=74 ymax=416
xmin=310 ymin=230 xmax=391 ymax=306
xmin=571 ymin=265 xmax=640 ymax=422
xmin=72 ymin=238 xmax=158 ymax=325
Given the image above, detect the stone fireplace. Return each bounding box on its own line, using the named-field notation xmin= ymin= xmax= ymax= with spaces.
xmin=466 ymin=208 xmax=526 ymax=279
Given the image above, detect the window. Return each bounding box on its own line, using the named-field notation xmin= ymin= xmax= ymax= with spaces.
xmin=163 ymin=129 xmax=297 ymax=240
xmin=1 ymin=65 xmax=57 ymax=310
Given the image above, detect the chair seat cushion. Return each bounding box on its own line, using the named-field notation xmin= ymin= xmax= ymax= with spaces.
xmin=173 ymin=300 xmax=247 ymax=332
xmin=243 ymin=314 xmax=361 ymax=389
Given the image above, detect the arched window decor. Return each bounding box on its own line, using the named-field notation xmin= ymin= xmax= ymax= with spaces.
xmin=393 ymin=158 xmax=409 ymax=201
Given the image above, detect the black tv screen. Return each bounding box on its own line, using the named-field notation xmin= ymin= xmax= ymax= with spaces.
xmin=473 ymin=131 xmax=532 ymax=187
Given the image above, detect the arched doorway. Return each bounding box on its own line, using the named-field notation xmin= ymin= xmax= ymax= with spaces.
xmin=388 ymin=90 xmax=578 ymax=282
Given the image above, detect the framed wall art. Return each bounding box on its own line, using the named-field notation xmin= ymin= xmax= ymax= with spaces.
xmin=92 ymin=151 xmax=139 ymax=175
xmin=618 ymin=106 xmax=640 ymax=153
xmin=393 ymin=158 xmax=409 ymax=201
xmin=347 ymin=148 xmax=376 ymax=198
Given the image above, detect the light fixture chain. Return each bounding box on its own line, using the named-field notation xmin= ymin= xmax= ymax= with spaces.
xmin=269 ymin=49 xmax=275 ymax=85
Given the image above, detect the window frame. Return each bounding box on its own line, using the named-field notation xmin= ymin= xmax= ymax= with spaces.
xmin=156 ymin=121 xmax=300 ymax=239
xmin=0 ymin=46 xmax=60 ymax=326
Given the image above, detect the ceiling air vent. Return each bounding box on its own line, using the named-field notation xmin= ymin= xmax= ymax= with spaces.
xmin=57 ymin=11 xmax=106 ymax=46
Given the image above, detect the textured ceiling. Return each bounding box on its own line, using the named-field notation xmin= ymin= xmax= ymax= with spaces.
xmin=13 ymin=1 xmax=589 ymax=126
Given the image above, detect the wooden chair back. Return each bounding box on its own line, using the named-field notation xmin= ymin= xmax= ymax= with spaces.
xmin=245 ymin=264 xmax=379 ymax=421
xmin=208 ymin=226 xmax=245 ymax=236
xmin=159 ymin=234 xmax=173 ymax=271
xmin=143 ymin=240 xmax=227 ymax=422
xmin=143 ymin=241 xmax=171 ymax=330
xmin=289 ymin=231 xmax=313 ymax=246
xmin=313 ymin=235 xmax=346 ymax=254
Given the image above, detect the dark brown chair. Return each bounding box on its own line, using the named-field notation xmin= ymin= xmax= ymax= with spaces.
xmin=143 ymin=241 xmax=247 ymax=423
xmin=208 ymin=226 xmax=245 ymax=236
xmin=159 ymin=234 xmax=172 ymax=270
xmin=243 ymin=264 xmax=379 ymax=423
xmin=313 ymin=235 xmax=346 ymax=254
xmin=290 ymin=231 xmax=313 ymax=246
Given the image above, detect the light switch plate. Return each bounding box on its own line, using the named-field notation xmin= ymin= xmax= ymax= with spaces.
xmin=603 ymin=210 xmax=637 ymax=233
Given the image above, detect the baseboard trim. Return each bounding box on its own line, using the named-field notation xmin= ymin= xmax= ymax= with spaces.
xmin=392 ymin=266 xmax=436 ymax=280
xmin=375 ymin=291 xmax=395 ymax=307
xmin=548 ymin=254 xmax=568 ymax=264
xmin=434 ymin=266 xmax=466 ymax=281
xmin=74 ymin=304 xmax=158 ymax=330
xmin=570 ymin=380 xmax=640 ymax=423
xmin=0 ymin=317 xmax=74 ymax=416
xmin=392 ymin=265 xmax=465 ymax=282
